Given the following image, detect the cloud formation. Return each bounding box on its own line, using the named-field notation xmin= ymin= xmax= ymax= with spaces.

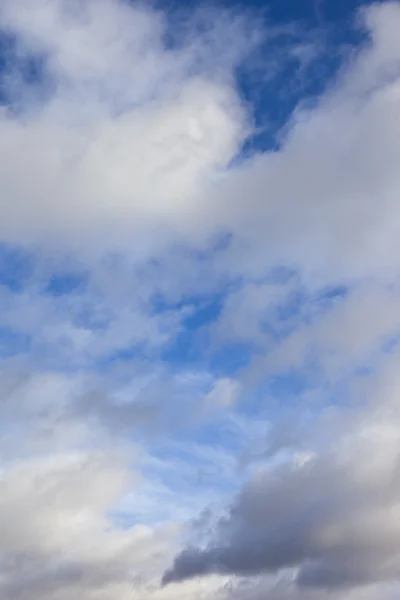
xmin=0 ymin=0 xmax=248 ymax=246
xmin=161 ymin=3 xmax=400 ymax=597
xmin=164 ymin=354 xmax=400 ymax=593
xmin=2 ymin=1 xmax=400 ymax=600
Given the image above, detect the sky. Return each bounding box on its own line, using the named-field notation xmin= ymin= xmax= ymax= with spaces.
xmin=1 ymin=0 xmax=400 ymax=599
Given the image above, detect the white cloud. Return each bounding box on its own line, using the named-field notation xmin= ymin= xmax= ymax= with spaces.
xmin=206 ymin=3 xmax=400 ymax=284
xmin=0 ymin=358 xmax=233 ymax=600
xmin=0 ymin=0 xmax=248 ymax=248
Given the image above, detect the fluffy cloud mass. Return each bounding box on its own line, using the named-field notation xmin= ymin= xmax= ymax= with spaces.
xmin=2 ymin=1 xmax=400 ymax=599
xmin=0 ymin=0 xmax=248 ymax=247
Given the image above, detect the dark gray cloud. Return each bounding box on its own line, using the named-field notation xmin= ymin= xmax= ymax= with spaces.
xmin=163 ymin=432 xmax=400 ymax=590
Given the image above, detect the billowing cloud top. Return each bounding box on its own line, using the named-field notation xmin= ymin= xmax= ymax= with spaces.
xmin=2 ymin=1 xmax=400 ymax=600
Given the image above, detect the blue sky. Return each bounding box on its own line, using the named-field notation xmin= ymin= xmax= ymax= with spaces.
xmin=1 ymin=1 xmax=400 ymax=600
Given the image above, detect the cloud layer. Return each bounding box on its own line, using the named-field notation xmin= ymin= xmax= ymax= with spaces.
xmin=2 ymin=1 xmax=400 ymax=600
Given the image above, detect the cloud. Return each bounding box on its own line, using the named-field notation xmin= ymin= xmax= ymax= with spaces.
xmin=163 ymin=350 xmax=400 ymax=593
xmin=3 ymin=0 xmax=400 ymax=276
xmin=0 ymin=358 xmax=230 ymax=600
xmin=3 ymin=1 xmax=400 ymax=599
xmin=0 ymin=0 xmax=250 ymax=247
xmin=207 ymin=2 xmax=400 ymax=283
xmin=222 ymin=575 xmax=400 ymax=600
xmin=0 ymin=460 xmax=181 ymax=600
xmin=0 ymin=347 xmax=246 ymax=599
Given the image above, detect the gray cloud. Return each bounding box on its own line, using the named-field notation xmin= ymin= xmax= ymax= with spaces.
xmin=163 ymin=374 xmax=400 ymax=591
xmin=222 ymin=575 xmax=399 ymax=600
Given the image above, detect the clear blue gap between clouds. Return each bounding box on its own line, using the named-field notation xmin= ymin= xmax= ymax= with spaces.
xmin=0 ymin=241 xmax=351 ymax=375
xmin=157 ymin=0 xmax=373 ymax=156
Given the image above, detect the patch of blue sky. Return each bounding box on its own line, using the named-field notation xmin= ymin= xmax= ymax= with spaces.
xmin=263 ymin=340 xmax=400 ymax=423
xmin=237 ymin=0 xmax=372 ymax=25
xmin=107 ymin=428 xmax=247 ymax=528
xmin=227 ymin=0 xmax=372 ymax=157
xmin=268 ymin=369 xmax=311 ymax=401
xmin=45 ymin=272 xmax=88 ymax=297
xmin=174 ymin=422 xmax=252 ymax=475
xmin=154 ymin=290 xmax=256 ymax=376
xmin=0 ymin=240 xmax=91 ymax=297
xmin=0 ymin=31 xmax=14 ymax=104
xmin=160 ymin=296 xmax=223 ymax=362
xmin=208 ymin=341 xmax=255 ymax=375
xmin=272 ymin=280 xmax=348 ymax=323
xmin=138 ymin=441 xmax=240 ymax=495
xmin=0 ymin=243 xmax=34 ymax=292
xmin=158 ymin=273 xmax=349 ymax=379
xmin=157 ymin=0 xmax=373 ymax=27
xmin=234 ymin=368 xmax=333 ymax=440
xmin=285 ymin=284 xmax=349 ymax=326
xmin=112 ymin=412 xmax=271 ymax=528
xmin=0 ymin=30 xmax=52 ymax=115
xmin=248 ymin=335 xmax=400 ymax=422
xmin=0 ymin=326 xmax=30 ymax=357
